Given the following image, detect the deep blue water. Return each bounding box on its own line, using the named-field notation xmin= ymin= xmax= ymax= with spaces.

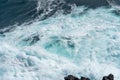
xmin=0 ymin=0 xmax=38 ymax=29
xmin=0 ymin=0 xmax=109 ymax=29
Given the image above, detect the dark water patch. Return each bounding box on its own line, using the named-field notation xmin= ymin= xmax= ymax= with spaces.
xmin=0 ymin=0 xmax=38 ymax=29
xmin=112 ymin=10 xmax=120 ymax=16
xmin=0 ymin=0 xmax=114 ymax=30
xmin=65 ymin=0 xmax=109 ymax=8
xmin=20 ymin=34 xmax=40 ymax=46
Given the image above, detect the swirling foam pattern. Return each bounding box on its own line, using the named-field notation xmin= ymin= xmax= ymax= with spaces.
xmin=0 ymin=6 xmax=120 ymax=80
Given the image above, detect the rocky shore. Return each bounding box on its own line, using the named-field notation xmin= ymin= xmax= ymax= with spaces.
xmin=64 ymin=74 xmax=114 ymax=80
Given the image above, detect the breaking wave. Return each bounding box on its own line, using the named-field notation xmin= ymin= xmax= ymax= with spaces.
xmin=0 ymin=0 xmax=120 ymax=80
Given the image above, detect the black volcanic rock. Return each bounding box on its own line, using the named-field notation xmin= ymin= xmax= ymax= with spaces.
xmin=102 ymin=74 xmax=114 ymax=80
xmin=64 ymin=75 xmax=90 ymax=80
xmin=64 ymin=74 xmax=114 ymax=80
xmin=64 ymin=75 xmax=80 ymax=80
xmin=81 ymin=77 xmax=90 ymax=80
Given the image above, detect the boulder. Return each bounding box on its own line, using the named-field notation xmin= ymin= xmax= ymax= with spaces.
xmin=64 ymin=75 xmax=80 ymax=80
xmin=81 ymin=77 xmax=90 ymax=80
xmin=102 ymin=74 xmax=114 ymax=80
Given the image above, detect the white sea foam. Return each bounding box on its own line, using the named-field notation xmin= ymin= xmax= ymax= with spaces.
xmin=0 ymin=7 xmax=120 ymax=80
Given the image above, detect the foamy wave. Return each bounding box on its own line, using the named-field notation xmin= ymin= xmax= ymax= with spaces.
xmin=0 ymin=6 xmax=120 ymax=80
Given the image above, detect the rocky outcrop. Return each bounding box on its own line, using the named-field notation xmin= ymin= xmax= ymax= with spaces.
xmin=64 ymin=75 xmax=90 ymax=80
xmin=64 ymin=74 xmax=114 ymax=80
xmin=64 ymin=75 xmax=80 ymax=80
xmin=81 ymin=77 xmax=90 ymax=80
xmin=102 ymin=74 xmax=114 ymax=80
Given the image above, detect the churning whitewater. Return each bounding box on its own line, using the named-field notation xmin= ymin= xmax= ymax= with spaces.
xmin=0 ymin=0 xmax=120 ymax=80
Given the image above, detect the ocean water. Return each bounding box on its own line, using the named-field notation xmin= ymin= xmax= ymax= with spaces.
xmin=0 ymin=0 xmax=120 ymax=80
